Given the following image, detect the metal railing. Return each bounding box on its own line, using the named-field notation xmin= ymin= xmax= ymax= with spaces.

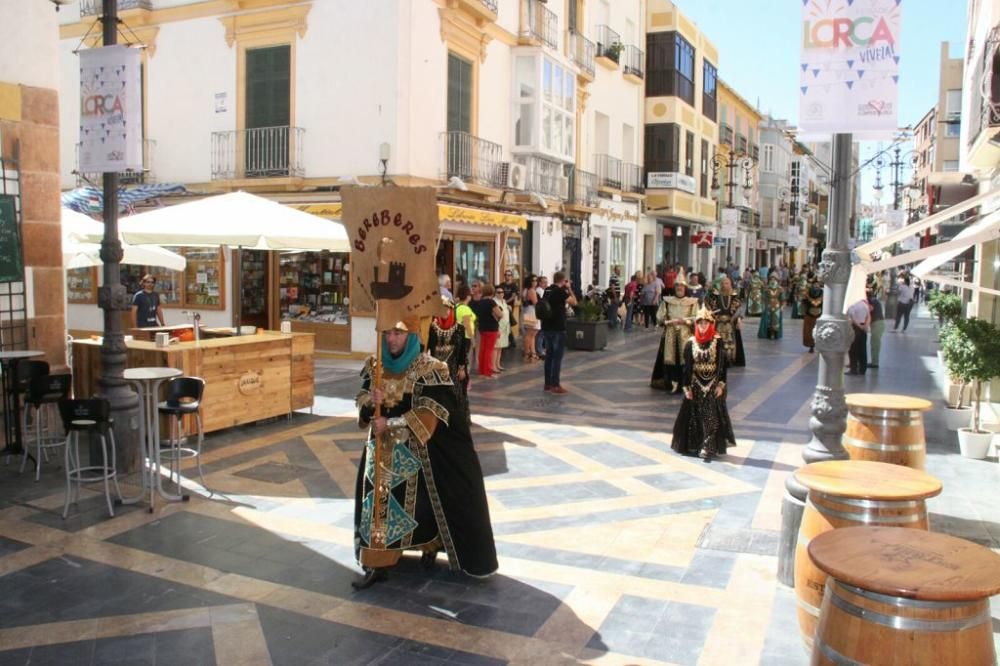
xmin=568 ymin=32 xmax=596 ymax=78
xmin=595 ymin=154 xmax=622 ymax=190
xmin=520 ymin=0 xmax=558 ymax=50
xmin=80 ymin=0 xmax=152 ymax=15
xmin=736 ymin=134 xmax=748 ymax=154
xmin=477 ymin=0 xmax=498 ymax=13
xmin=517 ymin=154 xmax=565 ymax=200
xmin=211 ymin=126 xmax=304 ymax=180
xmin=595 ymin=25 xmax=622 ymax=63
xmin=440 ymin=131 xmax=505 ymax=189
xmin=568 ymin=167 xmax=598 ymax=207
xmin=720 ymin=124 xmax=734 ymax=146
xmin=75 ymin=139 xmax=155 ymax=187
xmin=622 ymin=45 xmax=644 ymax=79
xmin=622 ymin=162 xmax=644 ymax=194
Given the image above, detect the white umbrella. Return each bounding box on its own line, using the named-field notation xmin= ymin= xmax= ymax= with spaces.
xmin=99 ymin=191 xmax=350 ymax=251
xmin=63 ymin=208 xmax=187 ymax=271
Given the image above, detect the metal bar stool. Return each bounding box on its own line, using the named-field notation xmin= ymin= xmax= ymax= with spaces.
xmin=20 ymin=374 xmax=72 ymax=480
xmin=58 ymin=398 xmax=123 ymax=518
xmin=158 ymin=376 xmax=207 ymax=493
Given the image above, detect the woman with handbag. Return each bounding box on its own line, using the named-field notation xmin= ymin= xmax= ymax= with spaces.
xmin=520 ymin=275 xmax=541 ymax=362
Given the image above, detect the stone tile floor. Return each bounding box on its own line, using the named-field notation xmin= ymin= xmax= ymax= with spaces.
xmin=0 ymin=305 xmax=997 ymax=665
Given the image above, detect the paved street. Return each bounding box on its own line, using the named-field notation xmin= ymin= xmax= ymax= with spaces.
xmin=0 ymin=306 xmax=997 ymax=665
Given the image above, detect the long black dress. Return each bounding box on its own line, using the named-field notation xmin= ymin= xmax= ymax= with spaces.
xmin=355 ymin=355 xmax=497 ymax=577
xmin=426 ymin=318 xmax=470 ymax=413
xmin=671 ymin=335 xmax=736 ymax=458
xmin=704 ymin=291 xmax=746 ymax=367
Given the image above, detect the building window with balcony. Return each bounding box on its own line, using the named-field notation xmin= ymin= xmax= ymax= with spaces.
xmin=685 ymin=131 xmax=695 ymax=177
xmin=762 ymin=144 xmax=774 ymax=173
xmin=646 ymin=32 xmax=695 ymax=105
xmin=513 ymin=54 xmax=575 ymax=162
xmin=644 ymin=123 xmax=681 ymax=176
xmin=448 ymin=53 xmax=473 ymax=133
xmin=702 ymin=61 xmax=717 ymax=121
xmin=241 ymin=44 xmax=293 ymax=178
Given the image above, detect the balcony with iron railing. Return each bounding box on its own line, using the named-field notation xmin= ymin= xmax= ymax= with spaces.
xmin=736 ymin=134 xmax=748 ymax=154
xmin=75 ymin=139 xmax=155 ymax=187
xmin=440 ymin=131 xmax=505 ymax=189
xmin=211 ymin=126 xmax=304 ymax=180
xmin=568 ymin=167 xmax=598 ymax=208
xmin=516 ymin=154 xmax=566 ymax=200
xmin=967 ymin=38 xmax=1000 ymax=167
xmin=595 ymin=25 xmax=622 ymax=68
xmin=622 ymin=45 xmax=644 ymax=81
xmin=519 ymin=0 xmax=558 ymax=50
xmin=622 ymin=162 xmax=644 ymax=194
xmin=595 ymin=154 xmax=622 ymax=190
xmin=80 ymin=0 xmax=151 ymax=15
xmin=567 ymin=32 xmax=596 ymax=80
xmin=720 ymin=124 xmax=734 ymax=146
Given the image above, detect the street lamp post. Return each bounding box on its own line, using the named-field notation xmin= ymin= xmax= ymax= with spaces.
xmin=777 ymin=133 xmax=854 ymax=586
xmin=711 ymin=152 xmax=755 ymax=272
xmin=96 ymin=0 xmax=141 ymax=472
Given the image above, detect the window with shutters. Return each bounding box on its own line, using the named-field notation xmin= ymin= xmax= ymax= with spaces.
xmin=644 ymin=123 xmax=681 ymax=176
xmin=448 ymin=53 xmax=473 ymax=133
xmin=245 ymin=45 xmax=291 ymax=177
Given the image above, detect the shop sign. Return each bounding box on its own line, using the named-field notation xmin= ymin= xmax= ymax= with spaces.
xmin=757 ymin=239 xmax=768 ymax=250
xmin=342 ymin=186 xmax=443 ymax=329
xmin=79 ymin=45 xmax=143 ymax=172
xmin=238 ymin=370 xmax=262 ymax=395
xmin=799 ymin=0 xmax=901 ymax=138
xmin=662 ymin=226 xmax=674 ymax=238
xmin=647 ymin=172 xmax=697 ymax=194
xmin=691 ymin=231 xmax=714 ymax=248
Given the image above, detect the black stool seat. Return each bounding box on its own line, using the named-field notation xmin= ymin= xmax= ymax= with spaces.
xmin=20 ymin=374 xmax=72 ymax=481
xmin=58 ymin=398 xmax=122 ymax=518
xmin=157 ymin=399 xmax=201 ymax=415
xmin=156 ymin=376 xmax=207 ymax=496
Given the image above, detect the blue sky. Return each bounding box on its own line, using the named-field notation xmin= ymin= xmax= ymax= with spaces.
xmin=674 ymin=0 xmax=968 ymax=205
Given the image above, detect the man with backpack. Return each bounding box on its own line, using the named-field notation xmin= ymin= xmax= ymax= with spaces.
xmin=537 ymin=271 xmax=577 ymax=394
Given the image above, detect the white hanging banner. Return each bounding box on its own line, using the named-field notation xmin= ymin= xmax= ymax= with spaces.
xmin=79 ymin=45 xmax=143 ymax=173
xmin=799 ymin=0 xmax=901 ymax=139
xmin=720 ymin=208 xmax=738 ymax=239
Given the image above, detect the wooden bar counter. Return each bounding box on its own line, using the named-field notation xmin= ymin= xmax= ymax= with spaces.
xmin=72 ymin=332 xmax=314 ymax=433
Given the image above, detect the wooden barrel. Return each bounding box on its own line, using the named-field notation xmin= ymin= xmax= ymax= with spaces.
xmin=844 ymin=393 xmax=933 ymax=469
xmin=792 ymin=461 xmax=942 ymax=651
xmin=809 ymin=526 xmax=1000 ymax=666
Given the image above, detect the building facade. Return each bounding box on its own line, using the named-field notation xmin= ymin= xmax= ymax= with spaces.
xmin=756 ymin=115 xmax=794 ymax=269
xmin=642 ymin=0 xmax=718 ymax=275
xmin=57 ymin=0 xmax=648 ymax=352
xmin=715 ymin=79 xmax=761 ymax=273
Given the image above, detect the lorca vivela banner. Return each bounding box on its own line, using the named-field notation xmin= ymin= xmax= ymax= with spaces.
xmin=79 ymin=45 xmax=143 ymax=173
xmin=799 ymin=0 xmax=901 ymax=138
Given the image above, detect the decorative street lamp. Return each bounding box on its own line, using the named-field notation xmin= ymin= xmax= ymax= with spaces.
xmin=711 ymin=152 xmax=756 ymax=267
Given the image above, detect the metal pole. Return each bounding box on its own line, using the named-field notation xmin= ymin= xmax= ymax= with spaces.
xmin=777 ymin=132 xmax=853 ymax=586
xmin=96 ymin=0 xmax=141 ymax=473
xmin=884 ymin=145 xmax=902 ymax=320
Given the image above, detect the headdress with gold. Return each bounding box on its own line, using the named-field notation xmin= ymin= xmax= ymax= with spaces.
xmin=674 ymin=268 xmax=688 ymax=287
xmin=695 ymin=304 xmax=715 ymax=322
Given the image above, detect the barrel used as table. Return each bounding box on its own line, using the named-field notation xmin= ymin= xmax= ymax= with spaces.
xmin=792 ymin=460 xmax=942 ymax=651
xmin=808 ymin=526 xmax=1000 ymax=666
xmin=843 ymin=393 xmax=933 ymax=469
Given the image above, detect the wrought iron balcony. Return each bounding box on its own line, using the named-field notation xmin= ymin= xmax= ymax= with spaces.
xmin=211 ymin=126 xmax=304 ymax=180
xmin=75 ymin=139 xmax=155 ymax=187
xmin=440 ymin=131 xmax=505 ymax=189
xmin=516 ymin=154 xmax=566 ymax=200
xmin=568 ymin=167 xmax=598 ymax=208
xmin=720 ymin=124 xmax=734 ymax=147
xmin=622 ymin=45 xmax=644 ymax=79
xmin=595 ymin=154 xmax=622 ymax=190
xmin=736 ymin=134 xmax=748 ymax=154
xmin=80 ymin=0 xmax=151 ymax=15
xmin=596 ymin=26 xmax=622 ymax=63
xmin=568 ymin=32 xmax=596 ymax=79
xmin=520 ymin=0 xmax=558 ymax=50
xmin=622 ymin=162 xmax=644 ymax=194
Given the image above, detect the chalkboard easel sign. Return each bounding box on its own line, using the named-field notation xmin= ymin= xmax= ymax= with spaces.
xmin=0 ymin=195 xmax=24 ymax=284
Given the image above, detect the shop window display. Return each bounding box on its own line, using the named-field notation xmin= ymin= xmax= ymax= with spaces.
xmin=280 ymin=251 xmax=351 ymax=324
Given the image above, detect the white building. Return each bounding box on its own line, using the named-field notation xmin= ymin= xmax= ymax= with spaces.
xmin=57 ymin=0 xmax=648 ymax=352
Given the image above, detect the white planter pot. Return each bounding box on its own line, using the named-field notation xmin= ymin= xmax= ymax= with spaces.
xmin=957 ymin=428 xmax=994 ymax=459
xmin=942 ymin=405 xmax=973 ymax=431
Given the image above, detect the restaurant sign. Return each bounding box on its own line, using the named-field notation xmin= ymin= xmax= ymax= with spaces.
xmin=647 ymin=172 xmax=697 ymax=194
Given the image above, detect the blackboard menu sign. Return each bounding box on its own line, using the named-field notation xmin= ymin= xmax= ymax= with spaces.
xmin=0 ymin=195 xmax=24 ymax=284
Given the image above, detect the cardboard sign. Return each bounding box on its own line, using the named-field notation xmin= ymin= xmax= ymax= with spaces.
xmin=343 ymin=186 xmax=442 ymax=330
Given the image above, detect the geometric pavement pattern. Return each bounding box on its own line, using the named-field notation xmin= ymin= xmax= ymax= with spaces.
xmin=0 ymin=307 xmax=997 ymax=665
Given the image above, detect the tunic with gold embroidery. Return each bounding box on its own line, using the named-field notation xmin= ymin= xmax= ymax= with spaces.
xmin=671 ymin=336 xmax=736 ymax=457
xmin=355 ymin=354 xmax=497 ymax=577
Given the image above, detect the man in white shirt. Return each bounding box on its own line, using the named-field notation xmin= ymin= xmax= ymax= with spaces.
xmin=846 ymin=298 xmax=871 ymax=375
xmin=893 ymin=277 xmax=915 ymax=332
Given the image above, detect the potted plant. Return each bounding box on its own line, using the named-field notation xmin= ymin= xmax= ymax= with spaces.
xmin=602 ymin=41 xmax=624 ymax=63
xmin=938 ymin=323 xmax=973 ymax=430
xmin=927 ymin=290 xmax=962 ymax=341
xmin=940 ymin=317 xmax=1000 ymax=458
xmin=566 ymin=299 xmax=608 ymax=351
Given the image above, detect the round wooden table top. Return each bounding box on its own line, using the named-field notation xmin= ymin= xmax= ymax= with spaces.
xmin=794 ymin=460 xmax=942 ymax=500
xmin=808 ymin=526 xmax=1000 ymax=602
xmin=845 ymin=393 xmax=933 ymax=412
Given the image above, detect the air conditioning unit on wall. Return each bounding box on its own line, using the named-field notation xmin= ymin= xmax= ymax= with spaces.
xmin=507 ymin=163 xmax=527 ymax=190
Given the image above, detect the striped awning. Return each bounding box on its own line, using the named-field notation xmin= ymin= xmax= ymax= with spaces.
xmin=291 ymin=202 xmax=526 ymax=231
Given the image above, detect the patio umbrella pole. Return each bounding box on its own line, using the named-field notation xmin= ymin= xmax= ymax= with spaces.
xmin=234 ymin=245 xmax=242 ymax=333
xmin=95 ymin=0 xmax=141 ymax=473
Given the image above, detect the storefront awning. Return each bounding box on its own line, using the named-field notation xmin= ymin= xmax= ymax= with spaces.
xmin=291 ymin=202 xmax=527 ymax=230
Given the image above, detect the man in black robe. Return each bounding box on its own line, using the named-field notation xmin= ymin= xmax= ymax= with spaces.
xmin=354 ymin=320 xmax=497 ymax=588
